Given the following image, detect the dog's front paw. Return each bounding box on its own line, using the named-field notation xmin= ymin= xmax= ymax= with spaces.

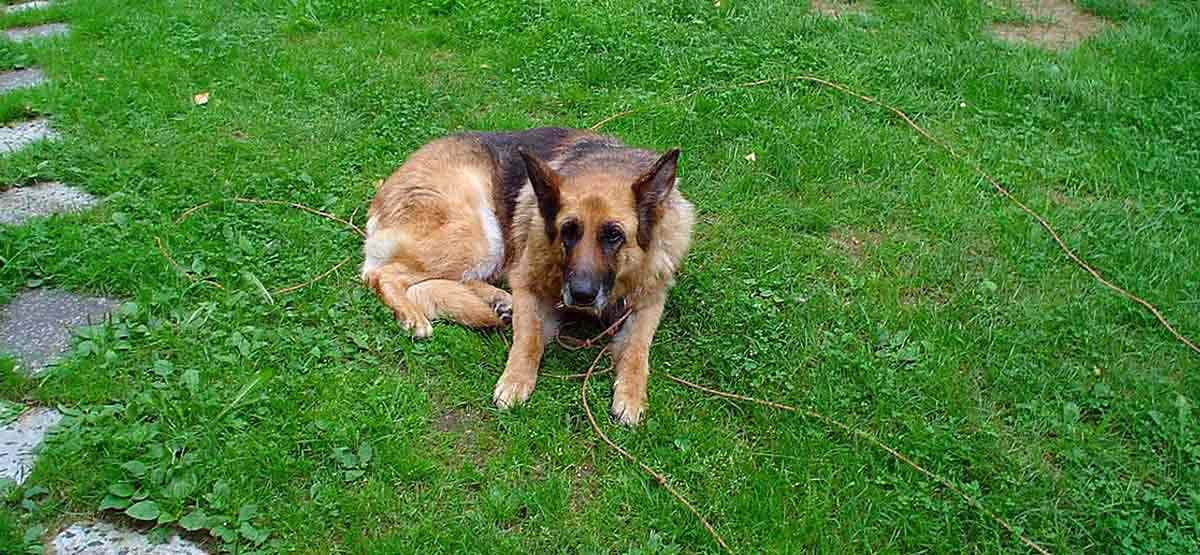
xmin=493 ymin=371 xmax=536 ymax=409
xmin=610 ymin=383 xmax=646 ymax=426
xmin=394 ymin=306 xmax=433 ymax=338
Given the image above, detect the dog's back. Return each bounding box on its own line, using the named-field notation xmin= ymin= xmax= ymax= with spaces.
xmin=362 ymin=127 xmax=646 ymax=287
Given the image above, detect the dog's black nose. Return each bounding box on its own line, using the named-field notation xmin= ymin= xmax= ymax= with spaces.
xmin=567 ymin=280 xmax=598 ymax=306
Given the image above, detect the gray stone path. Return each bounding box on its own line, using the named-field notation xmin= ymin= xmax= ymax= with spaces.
xmin=0 ymin=406 xmax=62 ymax=485
xmin=0 ymin=118 xmax=58 ymax=154
xmin=0 ymin=6 xmax=193 ymax=555
xmin=0 ymin=288 xmax=118 ymax=374
xmin=0 ymin=67 xmax=46 ymax=93
xmin=5 ymin=22 xmax=69 ymax=42
xmin=4 ymin=1 xmax=51 ymax=13
xmin=52 ymin=521 xmax=208 ymax=555
xmin=0 ymin=182 xmax=97 ymax=225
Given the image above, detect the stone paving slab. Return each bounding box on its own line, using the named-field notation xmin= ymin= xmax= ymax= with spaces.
xmin=51 ymin=521 xmax=208 ymax=555
xmin=4 ymin=1 xmax=51 ymax=13
xmin=0 ymin=118 xmax=59 ymax=155
xmin=0 ymin=288 xmax=119 ymax=374
xmin=5 ymin=22 xmax=69 ymax=42
xmin=0 ymin=67 xmax=46 ymax=93
xmin=0 ymin=182 xmax=98 ymax=225
xmin=0 ymin=406 xmax=62 ymax=485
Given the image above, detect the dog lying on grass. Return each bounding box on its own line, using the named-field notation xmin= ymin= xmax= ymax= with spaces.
xmin=361 ymin=127 xmax=693 ymax=425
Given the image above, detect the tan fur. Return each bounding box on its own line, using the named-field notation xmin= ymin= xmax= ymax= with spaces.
xmin=363 ymin=129 xmax=693 ymax=424
xmin=361 ymin=137 xmax=509 ymax=337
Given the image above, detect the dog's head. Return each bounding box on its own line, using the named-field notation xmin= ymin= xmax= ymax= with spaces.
xmin=518 ymin=147 xmax=680 ymax=311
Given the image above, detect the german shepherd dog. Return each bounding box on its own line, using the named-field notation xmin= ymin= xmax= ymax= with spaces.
xmin=361 ymin=128 xmax=693 ymax=425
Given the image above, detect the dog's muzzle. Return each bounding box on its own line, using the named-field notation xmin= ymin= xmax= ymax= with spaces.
xmin=562 ymin=276 xmax=608 ymax=311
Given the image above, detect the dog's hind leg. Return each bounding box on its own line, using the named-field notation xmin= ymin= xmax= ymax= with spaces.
xmin=407 ymin=280 xmax=512 ymax=328
xmin=365 ymin=262 xmax=435 ymax=338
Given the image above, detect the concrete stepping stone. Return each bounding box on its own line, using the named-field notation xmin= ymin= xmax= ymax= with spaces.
xmin=4 ymin=1 xmax=51 ymax=13
xmin=5 ymin=22 xmax=69 ymax=42
xmin=0 ymin=67 xmax=47 ymax=93
xmin=0 ymin=118 xmax=58 ymax=155
xmin=0 ymin=406 xmax=62 ymax=485
xmin=0 ymin=288 xmax=119 ymax=375
xmin=52 ymin=521 xmax=207 ymax=555
xmin=0 ymin=182 xmax=98 ymax=225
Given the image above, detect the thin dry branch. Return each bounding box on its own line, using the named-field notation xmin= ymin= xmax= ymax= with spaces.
xmin=663 ymin=373 xmax=1052 ymax=555
xmin=154 ymin=236 xmax=224 ymax=290
xmin=166 ymin=198 xmax=365 ymax=295
xmin=176 ymin=197 xmax=366 ymax=238
xmin=579 ymin=347 xmax=733 ymax=553
xmin=592 ymin=75 xmax=1199 ymax=355
xmin=273 ymin=254 xmax=354 ymax=295
xmin=556 ymin=307 xmax=1051 ymax=554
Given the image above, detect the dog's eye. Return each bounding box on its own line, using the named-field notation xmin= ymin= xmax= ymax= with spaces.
xmin=560 ymin=220 xmax=581 ymax=246
xmin=600 ymin=225 xmax=624 ymax=247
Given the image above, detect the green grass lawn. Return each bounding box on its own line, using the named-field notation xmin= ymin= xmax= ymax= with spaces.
xmin=2 ymin=0 xmax=1199 ymax=552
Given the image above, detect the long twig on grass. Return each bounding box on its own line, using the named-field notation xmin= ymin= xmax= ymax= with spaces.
xmin=578 ymin=346 xmax=733 ymax=553
xmin=174 ymin=201 xmax=213 ymax=224
xmin=177 ymin=197 xmax=366 ymax=237
xmin=274 ymin=254 xmax=354 ymax=295
xmin=154 ymin=236 xmax=224 ymax=290
xmin=541 ymin=311 xmax=636 ymax=380
xmin=592 ymin=75 xmax=1199 ymax=356
xmin=590 ymin=76 xmax=788 ymax=131
xmin=161 ymin=197 xmax=364 ymax=295
xmin=556 ymin=314 xmax=1052 ymax=554
xmin=542 ymin=366 xmax=611 ymax=381
xmin=662 ymin=373 xmax=1052 ymax=555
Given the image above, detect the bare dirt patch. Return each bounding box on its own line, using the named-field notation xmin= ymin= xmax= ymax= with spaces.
xmin=811 ymin=0 xmax=868 ymax=18
xmin=1044 ymin=187 xmax=1136 ymax=210
xmin=990 ymin=0 xmax=1110 ymax=51
xmin=567 ymin=460 xmax=601 ymax=514
xmin=434 ymin=407 xmax=475 ymax=433
xmin=900 ymin=285 xmax=949 ymax=308
xmin=1047 ymin=189 xmax=1080 ymax=207
xmin=432 ymin=406 xmax=499 ymax=465
xmin=828 ymin=229 xmax=881 ymax=261
xmin=423 ymin=50 xmax=466 ymax=90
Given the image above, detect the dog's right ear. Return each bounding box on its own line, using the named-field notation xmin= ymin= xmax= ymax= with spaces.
xmin=518 ymin=147 xmax=562 ymax=240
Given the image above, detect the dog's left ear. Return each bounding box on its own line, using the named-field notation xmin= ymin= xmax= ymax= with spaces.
xmin=632 ymin=148 xmax=680 ymax=249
